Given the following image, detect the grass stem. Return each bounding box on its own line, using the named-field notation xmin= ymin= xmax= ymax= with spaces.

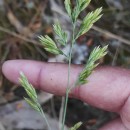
xmin=40 ymin=108 xmax=52 ymax=130
xmin=61 ymin=23 xmax=76 ymax=130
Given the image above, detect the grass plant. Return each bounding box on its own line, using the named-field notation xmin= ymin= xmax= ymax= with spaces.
xmin=19 ymin=0 xmax=108 ymax=130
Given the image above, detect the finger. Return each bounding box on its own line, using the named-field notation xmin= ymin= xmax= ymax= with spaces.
xmin=2 ymin=60 xmax=130 ymax=113
xmin=120 ymin=95 xmax=130 ymax=130
xmin=99 ymin=119 xmax=127 ymax=130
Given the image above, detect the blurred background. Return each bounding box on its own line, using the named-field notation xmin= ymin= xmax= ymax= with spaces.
xmin=0 ymin=0 xmax=130 ymax=130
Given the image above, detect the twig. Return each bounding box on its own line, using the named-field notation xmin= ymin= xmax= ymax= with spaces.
xmin=6 ymin=8 xmax=33 ymax=37
xmin=0 ymin=26 xmax=39 ymax=45
xmin=0 ymin=26 xmax=48 ymax=59
xmin=112 ymin=43 xmax=120 ymax=66
xmin=28 ymin=0 xmax=48 ymax=28
xmin=92 ymin=26 xmax=130 ymax=46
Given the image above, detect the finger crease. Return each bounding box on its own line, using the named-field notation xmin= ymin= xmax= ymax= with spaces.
xmin=119 ymin=93 xmax=130 ymax=113
xmin=37 ymin=66 xmax=43 ymax=90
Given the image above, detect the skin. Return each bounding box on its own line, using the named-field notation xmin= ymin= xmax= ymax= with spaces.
xmin=2 ymin=60 xmax=130 ymax=130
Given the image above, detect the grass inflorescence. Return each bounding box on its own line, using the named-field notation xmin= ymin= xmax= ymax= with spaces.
xmin=19 ymin=1 xmax=108 ymax=130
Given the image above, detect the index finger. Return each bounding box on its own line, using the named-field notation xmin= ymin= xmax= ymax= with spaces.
xmin=2 ymin=60 xmax=130 ymax=113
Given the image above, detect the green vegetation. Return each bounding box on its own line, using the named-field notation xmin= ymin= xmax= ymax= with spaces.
xmin=19 ymin=0 xmax=108 ymax=130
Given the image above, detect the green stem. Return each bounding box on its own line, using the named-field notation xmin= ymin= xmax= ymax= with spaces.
xmin=40 ymin=108 xmax=51 ymax=130
xmin=63 ymin=53 xmax=69 ymax=60
xmin=61 ymin=24 xmax=76 ymax=130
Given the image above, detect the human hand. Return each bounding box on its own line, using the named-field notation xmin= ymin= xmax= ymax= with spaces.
xmin=2 ymin=60 xmax=130 ymax=130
